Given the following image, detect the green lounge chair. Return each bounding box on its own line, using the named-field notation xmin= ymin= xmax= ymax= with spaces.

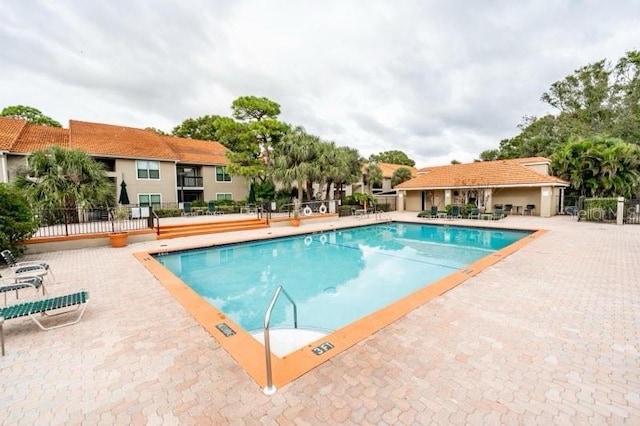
xmin=468 ymin=208 xmax=480 ymax=219
xmin=0 ymin=291 xmax=89 ymax=356
xmin=492 ymin=209 xmax=505 ymax=220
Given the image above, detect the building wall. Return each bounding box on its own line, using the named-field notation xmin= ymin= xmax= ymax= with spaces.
xmin=6 ymin=154 xmax=29 ymax=181
xmin=117 ymin=158 xmax=178 ymax=204
xmin=201 ymin=165 xmax=248 ymax=201
xmin=491 ymin=187 xmax=541 ymax=215
xmin=523 ymin=163 xmax=549 ymax=175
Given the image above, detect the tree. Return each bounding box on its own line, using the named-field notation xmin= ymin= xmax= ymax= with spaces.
xmin=551 ymin=136 xmax=640 ymax=197
xmin=0 ymin=183 xmax=38 ymax=253
xmin=1 ymin=105 xmax=62 ymax=127
xmin=492 ymin=50 xmax=640 ymax=160
xmin=271 ymin=127 xmax=319 ymax=204
xmin=479 ymin=149 xmax=500 ymax=161
xmin=172 ymin=115 xmax=221 ymax=140
xmin=215 ymin=96 xmax=290 ymax=184
xmin=146 ymin=127 xmax=168 ymax=135
xmin=391 ymin=167 xmax=413 ymax=187
xmin=327 ymin=146 xmax=363 ymax=200
xmin=14 ymin=146 xmax=115 ymax=212
xmin=369 ymin=150 xmax=415 ymax=166
xmin=365 ymin=163 xmax=383 ymax=193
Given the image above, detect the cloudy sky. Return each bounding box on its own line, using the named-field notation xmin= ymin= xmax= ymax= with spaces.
xmin=1 ymin=1 xmax=638 ymax=166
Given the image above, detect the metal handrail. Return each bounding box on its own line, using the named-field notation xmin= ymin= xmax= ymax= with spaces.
xmin=263 ymin=285 xmax=297 ymax=395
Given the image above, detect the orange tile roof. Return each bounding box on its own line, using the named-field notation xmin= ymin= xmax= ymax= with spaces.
xmin=69 ymin=120 xmax=178 ymax=160
xmin=364 ymin=162 xmax=418 ymax=178
xmin=161 ymin=135 xmax=229 ymax=165
xmin=378 ymin=162 xmax=418 ymax=178
xmin=398 ymin=158 xmax=568 ymax=189
xmin=12 ymin=124 xmax=69 ymax=153
xmin=0 ymin=117 xmax=26 ymax=150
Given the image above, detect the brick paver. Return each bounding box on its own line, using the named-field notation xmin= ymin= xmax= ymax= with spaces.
xmin=1 ymin=214 xmax=639 ymax=424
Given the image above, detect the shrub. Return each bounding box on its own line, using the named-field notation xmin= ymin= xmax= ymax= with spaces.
xmin=0 ymin=183 xmax=38 ymax=253
xmin=338 ymin=206 xmax=354 ymax=217
xmin=584 ymin=198 xmax=617 ymax=221
xmin=190 ymin=200 xmax=206 ymax=208
xmin=154 ymin=208 xmax=183 ymax=218
xmin=417 ymin=210 xmax=431 ymax=218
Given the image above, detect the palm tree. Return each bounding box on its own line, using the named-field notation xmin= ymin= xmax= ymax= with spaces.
xmin=391 ymin=167 xmax=413 ymax=187
xmin=14 ymin=146 xmax=114 ymax=215
xmin=271 ymin=127 xmax=319 ymax=206
xmin=365 ymin=162 xmax=383 ymax=194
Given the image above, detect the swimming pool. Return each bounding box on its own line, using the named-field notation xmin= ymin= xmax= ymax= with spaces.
xmin=154 ymin=223 xmax=530 ymax=334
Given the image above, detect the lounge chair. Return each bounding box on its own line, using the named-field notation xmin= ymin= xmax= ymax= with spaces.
xmin=0 ymin=290 xmax=89 ymax=356
xmin=524 ymin=204 xmax=535 ymax=215
xmin=205 ymin=201 xmax=220 ymax=215
xmin=468 ymin=208 xmax=480 ymax=219
xmin=504 ymin=204 xmax=513 ymax=216
xmin=492 ymin=209 xmax=505 ymax=220
xmin=0 ymin=272 xmax=45 ymax=305
xmin=450 ymin=205 xmax=462 ymax=219
xmin=182 ymin=202 xmax=193 ymax=216
xmin=429 ymin=206 xmax=438 ymax=218
xmin=1 ymin=250 xmax=55 ymax=282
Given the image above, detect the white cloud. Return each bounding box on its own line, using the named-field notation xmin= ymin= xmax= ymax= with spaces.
xmin=0 ymin=0 xmax=637 ymax=166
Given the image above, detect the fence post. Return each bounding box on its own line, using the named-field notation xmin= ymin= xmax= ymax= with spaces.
xmin=617 ymin=197 xmax=625 ymax=225
xmin=147 ymin=206 xmax=154 ymax=228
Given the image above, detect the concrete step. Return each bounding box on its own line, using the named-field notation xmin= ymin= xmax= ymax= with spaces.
xmin=157 ymin=218 xmax=269 ymax=240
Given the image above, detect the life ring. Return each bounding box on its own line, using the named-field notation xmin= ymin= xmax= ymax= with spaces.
xmin=303 ymin=206 xmax=312 ymax=216
xmin=304 ymin=236 xmax=312 ymax=246
xmin=319 ymin=204 xmax=327 ymax=214
xmin=319 ymin=234 xmax=327 ymax=244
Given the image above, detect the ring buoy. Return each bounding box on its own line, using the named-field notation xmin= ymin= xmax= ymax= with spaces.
xmin=319 ymin=234 xmax=327 ymax=244
xmin=304 ymin=236 xmax=312 ymax=246
xmin=303 ymin=206 xmax=312 ymax=216
xmin=319 ymin=204 xmax=327 ymax=214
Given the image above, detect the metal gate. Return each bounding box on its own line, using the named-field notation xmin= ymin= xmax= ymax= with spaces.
xmin=624 ymin=199 xmax=640 ymax=224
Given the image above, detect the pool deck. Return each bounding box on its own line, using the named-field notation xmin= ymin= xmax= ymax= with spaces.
xmin=1 ymin=213 xmax=639 ymax=424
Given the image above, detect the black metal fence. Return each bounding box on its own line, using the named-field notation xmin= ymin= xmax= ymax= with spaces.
xmin=33 ymin=206 xmax=154 ymax=238
xmin=624 ymin=199 xmax=640 ymax=224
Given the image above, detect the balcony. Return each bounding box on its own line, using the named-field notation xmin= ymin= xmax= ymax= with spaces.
xmin=178 ymin=175 xmax=203 ymax=188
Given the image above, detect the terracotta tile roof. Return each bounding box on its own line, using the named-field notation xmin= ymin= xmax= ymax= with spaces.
xmin=0 ymin=117 xmax=26 ymax=150
xmin=12 ymin=124 xmax=69 ymax=153
xmin=69 ymin=120 xmax=178 ymax=160
xmin=364 ymin=162 xmax=418 ymax=178
xmin=161 ymin=136 xmax=229 ymax=165
xmin=378 ymin=162 xmax=418 ymax=178
xmin=398 ymin=158 xmax=568 ymax=189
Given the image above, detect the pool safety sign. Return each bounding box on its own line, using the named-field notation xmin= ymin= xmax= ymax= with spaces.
xmin=312 ymin=342 xmax=334 ymax=356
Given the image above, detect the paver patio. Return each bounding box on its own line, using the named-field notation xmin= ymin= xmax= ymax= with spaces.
xmin=1 ymin=213 xmax=639 ymax=424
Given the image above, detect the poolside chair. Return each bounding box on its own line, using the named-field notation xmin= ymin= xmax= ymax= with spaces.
xmin=0 ymin=290 xmax=89 ymax=356
xmin=429 ymin=206 xmax=438 ymax=218
xmin=504 ymin=204 xmax=513 ymax=216
xmin=450 ymin=205 xmax=462 ymax=219
xmin=492 ymin=209 xmax=505 ymax=220
xmin=524 ymin=204 xmax=535 ymax=215
xmin=182 ymin=202 xmax=193 ymax=216
xmin=1 ymin=250 xmax=55 ymax=282
xmin=0 ymin=272 xmax=45 ymax=305
xmin=468 ymin=208 xmax=480 ymax=219
xmin=205 ymin=201 xmax=220 ymax=215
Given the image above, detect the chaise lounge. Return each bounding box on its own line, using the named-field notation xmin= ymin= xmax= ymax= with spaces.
xmin=1 ymin=250 xmax=55 ymax=282
xmin=0 ymin=272 xmax=45 ymax=305
xmin=0 ymin=291 xmax=89 ymax=356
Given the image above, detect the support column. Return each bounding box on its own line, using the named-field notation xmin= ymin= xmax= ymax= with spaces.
xmin=617 ymin=197 xmax=625 ymax=225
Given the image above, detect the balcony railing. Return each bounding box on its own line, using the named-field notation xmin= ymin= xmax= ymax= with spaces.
xmin=178 ymin=176 xmax=203 ymax=188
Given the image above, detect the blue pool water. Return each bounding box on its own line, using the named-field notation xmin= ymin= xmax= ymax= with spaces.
xmin=155 ymin=223 xmax=529 ymax=333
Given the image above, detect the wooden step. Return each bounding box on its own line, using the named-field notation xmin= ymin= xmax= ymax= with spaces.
xmin=157 ymin=218 xmax=269 ymax=240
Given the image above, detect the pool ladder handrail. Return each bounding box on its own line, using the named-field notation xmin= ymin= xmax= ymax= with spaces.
xmin=263 ymin=285 xmax=297 ymax=395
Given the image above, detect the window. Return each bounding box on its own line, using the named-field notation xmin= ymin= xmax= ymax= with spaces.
xmin=216 ymin=193 xmax=232 ymax=201
xmin=138 ymin=194 xmax=161 ymax=208
xmin=137 ymin=160 xmax=160 ymax=179
xmin=215 ymin=166 xmax=231 ymax=182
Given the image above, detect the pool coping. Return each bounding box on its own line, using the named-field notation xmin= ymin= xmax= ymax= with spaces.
xmin=134 ymin=222 xmax=547 ymax=391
